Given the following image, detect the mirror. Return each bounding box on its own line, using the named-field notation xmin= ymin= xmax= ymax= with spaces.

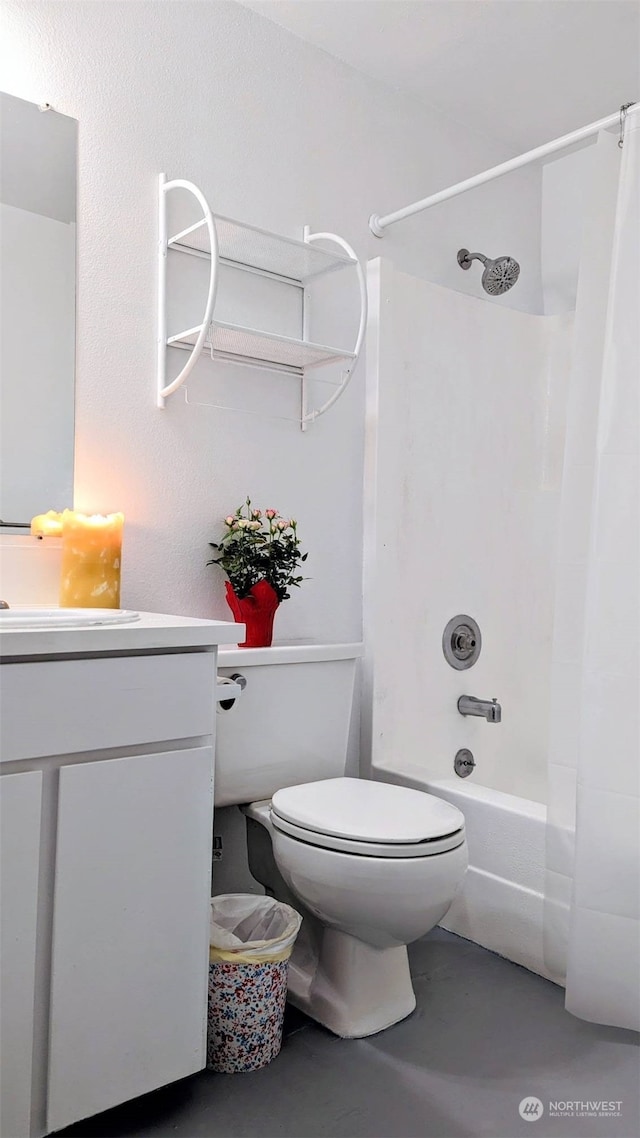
xmin=1 ymin=93 xmax=77 ymax=530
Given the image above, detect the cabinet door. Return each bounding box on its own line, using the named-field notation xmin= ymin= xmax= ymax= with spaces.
xmin=0 ymin=770 xmax=42 ymax=1138
xmin=47 ymin=748 xmax=213 ymax=1134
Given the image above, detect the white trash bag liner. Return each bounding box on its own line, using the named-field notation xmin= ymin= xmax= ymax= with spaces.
xmin=210 ymin=893 xmax=302 ymax=963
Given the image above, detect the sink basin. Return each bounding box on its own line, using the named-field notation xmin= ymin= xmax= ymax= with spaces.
xmin=0 ymin=607 xmax=140 ymax=630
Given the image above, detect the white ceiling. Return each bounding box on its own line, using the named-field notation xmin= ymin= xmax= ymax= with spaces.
xmin=239 ymin=1 xmax=640 ymax=150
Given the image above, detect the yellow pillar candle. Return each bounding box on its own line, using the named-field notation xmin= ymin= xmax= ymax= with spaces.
xmin=59 ymin=511 xmax=125 ymax=609
xmin=31 ymin=510 xmax=64 ymax=537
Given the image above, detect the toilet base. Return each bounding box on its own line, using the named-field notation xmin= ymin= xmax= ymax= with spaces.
xmin=288 ymin=926 xmax=416 ymax=1038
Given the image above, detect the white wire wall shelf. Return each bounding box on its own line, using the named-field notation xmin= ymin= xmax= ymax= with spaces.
xmin=157 ymin=175 xmax=367 ymax=427
xmin=167 ymin=320 xmax=357 ymax=374
xmin=168 ymin=214 xmax=357 ymax=284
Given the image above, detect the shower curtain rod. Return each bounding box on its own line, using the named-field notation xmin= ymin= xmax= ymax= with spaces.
xmin=369 ymin=102 xmax=637 ymax=237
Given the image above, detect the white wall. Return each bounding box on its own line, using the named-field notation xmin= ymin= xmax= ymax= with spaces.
xmin=366 ymin=260 xmax=572 ymax=803
xmin=0 ymin=0 xmax=543 ymax=642
xmin=0 ymin=204 xmax=75 ymax=521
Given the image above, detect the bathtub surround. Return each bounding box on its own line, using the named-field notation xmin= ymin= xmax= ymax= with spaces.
xmin=546 ymin=113 xmax=639 ymax=1031
xmin=365 ymin=261 xmax=571 ymax=804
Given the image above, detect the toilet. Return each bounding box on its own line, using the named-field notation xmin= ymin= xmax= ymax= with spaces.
xmin=216 ymin=643 xmax=467 ymax=1038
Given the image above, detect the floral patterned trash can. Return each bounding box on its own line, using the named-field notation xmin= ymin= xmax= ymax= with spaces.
xmin=207 ymin=894 xmax=302 ymax=1074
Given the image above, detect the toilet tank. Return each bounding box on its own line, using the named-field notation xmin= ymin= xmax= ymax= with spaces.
xmin=215 ymin=643 xmax=362 ymax=806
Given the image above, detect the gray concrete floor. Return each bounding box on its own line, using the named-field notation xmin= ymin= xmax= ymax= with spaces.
xmin=58 ymin=929 xmax=639 ymax=1138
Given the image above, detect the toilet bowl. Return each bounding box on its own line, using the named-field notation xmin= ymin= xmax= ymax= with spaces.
xmin=215 ymin=644 xmax=468 ymax=1038
xmin=243 ymin=778 xmax=467 ymax=1037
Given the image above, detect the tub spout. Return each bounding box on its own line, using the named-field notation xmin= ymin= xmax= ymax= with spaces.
xmin=457 ymin=695 xmax=502 ymax=723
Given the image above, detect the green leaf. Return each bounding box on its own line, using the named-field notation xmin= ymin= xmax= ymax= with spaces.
xmin=207 ymin=502 xmax=308 ymax=599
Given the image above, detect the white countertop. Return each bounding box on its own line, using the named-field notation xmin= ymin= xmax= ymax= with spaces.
xmin=0 ymin=610 xmax=244 ymax=659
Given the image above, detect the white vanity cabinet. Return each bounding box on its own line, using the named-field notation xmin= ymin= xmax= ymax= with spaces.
xmin=0 ymin=613 xmax=241 ymax=1138
xmin=0 ymin=770 xmax=43 ymax=1138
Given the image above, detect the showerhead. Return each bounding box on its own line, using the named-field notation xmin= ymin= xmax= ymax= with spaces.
xmin=457 ymin=248 xmax=520 ymax=295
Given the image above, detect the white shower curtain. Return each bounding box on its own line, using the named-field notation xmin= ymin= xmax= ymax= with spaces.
xmin=545 ymin=109 xmax=640 ymax=1030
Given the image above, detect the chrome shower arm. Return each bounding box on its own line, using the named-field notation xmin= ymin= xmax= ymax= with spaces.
xmin=457 ymin=250 xmax=488 ymax=270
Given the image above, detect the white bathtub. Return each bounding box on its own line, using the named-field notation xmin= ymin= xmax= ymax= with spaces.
xmin=375 ymin=766 xmax=554 ymax=982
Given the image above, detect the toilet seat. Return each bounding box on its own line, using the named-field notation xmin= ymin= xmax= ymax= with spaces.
xmin=270 ymin=777 xmax=465 ymax=859
xmin=270 ymin=813 xmax=465 ymax=857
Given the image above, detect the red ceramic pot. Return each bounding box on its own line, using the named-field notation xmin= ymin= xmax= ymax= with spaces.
xmin=225 ymin=580 xmax=280 ymax=648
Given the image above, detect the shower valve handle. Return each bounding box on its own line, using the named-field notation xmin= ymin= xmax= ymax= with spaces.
xmin=453 ymin=630 xmax=477 ymax=653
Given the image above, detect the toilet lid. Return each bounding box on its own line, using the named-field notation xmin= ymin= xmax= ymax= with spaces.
xmin=270 ymin=777 xmax=464 ymax=845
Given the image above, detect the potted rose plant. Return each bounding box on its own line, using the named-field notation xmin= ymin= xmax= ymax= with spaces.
xmin=208 ymin=498 xmax=307 ymax=647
